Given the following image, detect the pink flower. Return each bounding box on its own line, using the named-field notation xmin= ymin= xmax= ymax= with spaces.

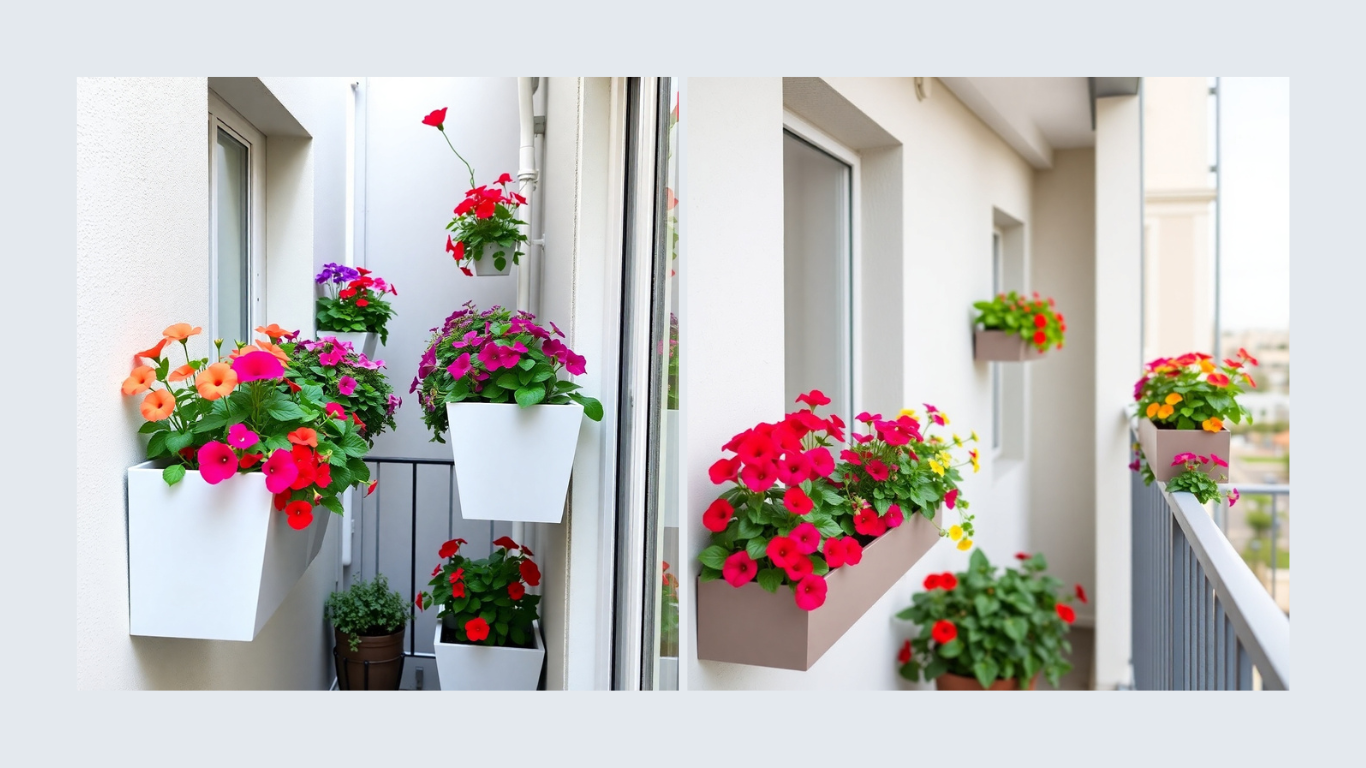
xmin=790 ymin=522 xmax=821 ymax=554
xmin=855 ymin=411 xmax=880 ymax=424
xmin=775 ymin=451 xmax=811 ymax=485
xmin=842 ymin=538 xmax=863 ymax=565
xmin=232 ymin=350 xmax=284 ymax=382
xmin=796 ymin=390 xmax=830 ymax=408
xmin=564 ymin=351 xmax=587 ymax=376
xmin=708 ymin=457 xmax=740 ymax=484
xmin=325 ymin=402 xmax=346 ymax=420
xmin=1228 ymin=488 xmax=1240 ymax=507
xmin=823 ymin=537 xmax=847 ymax=568
xmin=740 ymin=461 xmax=778 ymax=492
xmin=783 ymin=553 xmax=814 ymax=581
xmin=262 ymin=449 xmax=299 ymax=494
xmin=805 ymin=447 xmax=835 ymax=478
xmin=722 ymin=551 xmax=758 ymax=587
xmin=736 ymin=433 xmax=777 ymax=467
xmin=447 ymin=352 xmax=473 ymax=380
xmin=865 ymin=459 xmax=891 ymax=482
xmin=337 ymin=375 xmax=358 ymax=396
xmin=793 ymin=574 xmax=828 ymax=611
xmin=319 ymin=347 xmax=344 ymax=367
xmin=885 ymin=504 xmax=904 ymax=528
xmin=766 ymin=536 xmax=798 ymax=568
xmin=840 ymin=449 xmax=863 ymax=466
xmin=783 ymin=486 xmax=814 ymax=515
xmin=1171 ymin=452 xmax=1198 ymax=467
xmin=197 ymin=441 xmax=238 ymax=484
xmin=1210 ymin=453 xmax=1228 ymax=468
xmin=945 ymin=488 xmax=959 ymax=509
xmin=702 ymin=499 xmax=734 ymax=532
xmin=853 ymin=506 xmax=887 ymax=537
xmin=227 ymin=423 xmax=259 ymax=449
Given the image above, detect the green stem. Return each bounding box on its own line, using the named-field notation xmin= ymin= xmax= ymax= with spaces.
xmin=441 ymin=130 xmax=477 ymax=188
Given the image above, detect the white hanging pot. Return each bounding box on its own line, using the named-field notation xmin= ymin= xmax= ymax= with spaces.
xmin=445 ymin=402 xmax=583 ymax=523
xmin=324 ymin=331 xmax=378 ymax=359
xmin=126 ymin=461 xmax=332 ymax=641
xmin=432 ymin=620 xmax=544 ymax=690
xmin=472 ymin=242 xmax=513 ymax=276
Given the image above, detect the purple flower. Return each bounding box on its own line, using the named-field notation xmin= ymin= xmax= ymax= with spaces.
xmin=478 ymin=343 xmax=505 ymax=371
xmin=549 ymin=320 xmax=565 ymax=338
xmin=417 ymin=346 xmax=438 ymax=379
xmin=338 ymin=376 xmax=358 ymax=396
xmin=447 ymin=353 xmax=473 ymax=380
xmin=387 ymin=394 xmax=402 ymax=415
xmin=409 ymin=377 xmax=421 ymax=394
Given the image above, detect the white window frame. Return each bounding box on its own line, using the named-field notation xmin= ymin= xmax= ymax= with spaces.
xmin=781 ymin=109 xmax=862 ymax=419
xmin=208 ymin=91 xmax=266 ymax=344
xmin=991 ymin=227 xmax=1004 ymax=455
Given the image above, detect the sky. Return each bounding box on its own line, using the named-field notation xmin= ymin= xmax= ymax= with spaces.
xmin=1219 ymin=77 xmax=1290 ymax=331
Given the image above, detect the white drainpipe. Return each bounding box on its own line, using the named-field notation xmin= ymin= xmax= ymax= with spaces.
xmin=514 ymin=77 xmax=541 ymax=549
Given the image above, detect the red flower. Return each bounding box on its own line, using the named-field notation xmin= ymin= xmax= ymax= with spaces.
xmin=1015 ymin=552 xmax=1030 ymax=561
xmin=422 ymin=107 xmax=447 ymax=129
xmin=840 ymin=449 xmax=863 ymax=466
xmin=702 ymin=498 xmax=734 ymax=532
xmin=766 ymin=536 xmax=798 ymax=568
xmin=1238 ymin=347 xmax=1259 ymax=366
xmin=945 ymin=488 xmax=959 ymax=509
xmin=286 ymin=379 xmax=302 ymax=393
xmin=476 ymin=199 xmax=497 ymax=219
xmin=708 ymin=457 xmax=740 ymax=484
xmin=924 ymin=573 xmax=942 ymax=590
xmin=783 ymin=486 xmax=814 ymax=515
xmin=722 ymin=550 xmax=758 ymax=587
xmin=805 ymin=447 xmax=836 ymax=478
xmin=438 ymin=538 xmax=467 ymax=558
xmin=447 ymin=236 xmax=465 ymax=262
xmin=1033 ymin=330 xmax=1046 ymax=346
xmin=415 ymin=593 xmax=427 ymax=611
xmin=796 ymin=390 xmax=831 ymax=408
xmin=775 ymin=451 xmax=812 ymax=485
xmin=931 ymin=620 xmax=957 ymax=644
xmin=853 ymin=506 xmax=887 ymax=537
xmin=238 ymin=452 xmax=262 ymax=469
xmin=450 ymin=581 xmax=466 ymax=598
xmin=823 ymin=537 xmax=847 ymax=568
xmin=740 ymin=461 xmax=778 ymax=492
xmin=736 ymin=433 xmax=777 ymax=466
xmin=465 ymin=617 xmax=490 ymax=642
xmin=495 ymin=172 xmax=514 ymax=185
xmin=793 ymin=574 xmax=828 ymax=611
xmin=493 ymin=535 xmax=521 ymax=551
xmin=939 ymin=572 xmax=957 ymax=590
xmin=898 ymin=640 xmax=912 ymax=665
xmin=790 ymin=522 xmax=821 ymax=554
xmin=519 ymin=559 xmax=541 ymax=587
xmin=356 ymin=298 xmax=369 ymax=307
xmin=339 ymin=287 xmax=356 ymax=299
xmin=842 ymin=538 xmax=863 ymax=565
xmin=284 ymin=500 xmax=313 ymax=531
xmin=273 ymin=492 xmax=290 ymax=511
xmin=1034 ymin=314 xmax=1047 ymax=328
xmin=865 ymin=459 xmax=891 ymax=482
xmin=508 ymin=582 xmax=526 ymax=600
xmin=885 ymin=504 xmax=904 ymax=528
xmin=262 ymin=449 xmax=299 ymax=494
xmin=1056 ymin=603 xmax=1076 ymax=624
xmin=1075 ymin=584 xmax=1088 ymax=604
xmin=784 ymin=553 xmax=814 ymax=581
xmin=1207 ymin=373 xmax=1230 ymax=387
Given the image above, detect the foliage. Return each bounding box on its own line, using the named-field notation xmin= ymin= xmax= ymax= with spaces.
xmin=667 ymin=313 xmax=679 ymax=410
xmin=1165 ymin=452 xmax=1239 ymax=506
xmin=315 ymin=264 xmax=397 ymax=344
xmin=697 ymin=391 xmax=978 ymax=612
xmin=416 ymin=537 xmax=541 ymax=649
xmin=325 ymin=574 xmax=409 ymax=652
xmin=412 ymin=302 xmax=603 ymax=442
xmin=1134 ymin=349 xmax=1258 ymax=433
xmin=660 ymin=560 xmax=679 ymax=656
xmin=973 ymin=290 xmax=1066 ymax=353
xmin=289 ymin=336 xmax=398 ymax=446
xmin=896 ymin=550 xmax=1081 ymax=689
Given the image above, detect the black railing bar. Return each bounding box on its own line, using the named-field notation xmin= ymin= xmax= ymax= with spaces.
xmin=410 ymin=462 xmax=418 ymax=659
xmin=403 ymin=651 xmax=437 ymax=659
xmin=365 ymin=456 xmax=455 ymax=466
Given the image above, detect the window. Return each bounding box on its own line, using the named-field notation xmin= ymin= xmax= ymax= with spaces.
xmin=208 ymin=92 xmax=264 ymax=346
xmin=991 ymin=209 xmax=1026 ymax=462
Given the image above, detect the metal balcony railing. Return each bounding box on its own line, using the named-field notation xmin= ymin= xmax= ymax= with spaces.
xmin=1131 ymin=471 xmax=1290 ymax=690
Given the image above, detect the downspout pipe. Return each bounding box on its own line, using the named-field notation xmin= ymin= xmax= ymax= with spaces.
xmin=517 ymin=77 xmax=540 ymax=315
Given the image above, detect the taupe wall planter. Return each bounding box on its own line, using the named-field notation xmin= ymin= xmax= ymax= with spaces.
xmin=1138 ymin=418 xmax=1231 ymax=483
xmin=696 ymin=513 xmax=940 ymax=671
xmin=974 ymin=329 xmax=1045 ymax=362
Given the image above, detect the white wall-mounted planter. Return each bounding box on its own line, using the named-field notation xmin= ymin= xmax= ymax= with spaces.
xmin=324 ymin=331 xmax=378 ymax=359
xmin=433 ymin=620 xmax=544 ymax=690
xmin=973 ymin=328 xmax=1046 ymax=362
xmin=126 ymin=461 xmax=332 ymax=641
xmin=472 ymin=243 xmax=513 ymax=276
xmin=446 ymin=402 xmax=583 ymax=523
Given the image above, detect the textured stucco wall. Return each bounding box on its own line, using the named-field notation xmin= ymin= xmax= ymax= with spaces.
xmin=76 ymin=77 xmax=346 ymax=689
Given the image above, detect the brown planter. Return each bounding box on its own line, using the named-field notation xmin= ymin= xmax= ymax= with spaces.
xmin=936 ymin=671 xmax=1039 ymax=690
xmin=974 ymin=329 xmax=1046 ymax=362
xmin=1137 ymin=418 xmax=1231 ymax=483
xmin=696 ymin=513 xmax=939 ymax=671
xmin=333 ymin=626 xmax=405 ymax=690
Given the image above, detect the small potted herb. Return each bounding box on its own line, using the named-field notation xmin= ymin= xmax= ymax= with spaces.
xmin=897 ymin=550 xmax=1083 ymax=690
xmin=972 ymin=290 xmax=1066 ymax=361
xmin=1133 ymin=349 xmax=1258 ymax=482
xmin=314 ymin=263 xmax=397 ymax=357
xmin=417 ymin=537 xmax=544 ymax=690
xmin=325 ymin=574 xmax=409 ymax=690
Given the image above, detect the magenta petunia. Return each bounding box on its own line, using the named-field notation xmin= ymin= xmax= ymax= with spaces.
xmin=840 ymin=449 xmax=863 ymax=466
xmin=722 ymin=550 xmax=758 ymax=588
xmin=564 ymin=351 xmax=587 ymax=376
xmin=232 ymin=350 xmax=284 ymax=382
xmin=865 ymin=458 xmax=891 ymax=482
xmin=775 ymin=451 xmax=811 ymax=485
xmin=945 ymin=488 xmax=959 ymax=509
xmin=337 ymin=375 xmax=358 ymax=396
xmin=262 ymin=449 xmax=299 ymax=494
xmin=325 ymin=402 xmax=346 ymax=420
xmin=790 ymin=522 xmax=821 ymax=554
xmin=885 ymin=504 xmax=904 ymax=528
xmin=740 ymin=461 xmax=779 ymax=492
xmin=319 ymin=347 xmax=344 ymax=367
xmin=447 ymin=352 xmax=473 ymax=380
xmin=793 ymin=574 xmax=828 ymax=611
xmin=805 ymin=447 xmax=835 ymax=478
xmin=227 ymin=423 xmax=259 ymax=450
xmin=1210 ymin=453 xmax=1228 ymax=468
xmin=197 ymin=441 xmax=238 ymax=484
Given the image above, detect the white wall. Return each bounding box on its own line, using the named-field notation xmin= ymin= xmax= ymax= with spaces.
xmin=77 ymin=77 xmax=349 ymax=689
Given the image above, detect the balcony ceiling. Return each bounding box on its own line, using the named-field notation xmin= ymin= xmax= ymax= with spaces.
xmin=939 ymin=77 xmax=1095 ymax=170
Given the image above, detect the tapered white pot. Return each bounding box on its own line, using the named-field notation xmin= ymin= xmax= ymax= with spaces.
xmin=445 ymin=402 xmax=583 ymax=523
xmin=433 ymin=620 xmax=544 ymax=690
xmin=325 ymin=331 xmax=378 ymax=359
xmin=126 ymin=461 xmax=332 ymax=641
xmin=472 ymin=242 xmax=513 ymax=276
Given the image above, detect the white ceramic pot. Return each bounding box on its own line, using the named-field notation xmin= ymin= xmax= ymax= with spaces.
xmin=472 ymin=242 xmax=512 ymax=276
xmin=325 ymin=331 xmax=378 ymax=359
xmin=433 ymin=620 xmax=544 ymax=690
xmin=445 ymin=402 xmax=583 ymax=523
xmin=126 ymin=461 xmax=332 ymax=641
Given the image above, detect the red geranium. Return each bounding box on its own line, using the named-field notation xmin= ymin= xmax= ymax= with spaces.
xmin=519 ymin=559 xmax=542 ymax=587
xmin=438 ymin=538 xmax=467 ymax=559
xmin=508 ymin=582 xmax=526 ymax=600
xmin=702 ymin=498 xmax=735 ymax=532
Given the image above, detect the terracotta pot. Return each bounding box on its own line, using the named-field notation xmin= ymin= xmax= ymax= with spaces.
xmin=974 ymin=329 xmax=1046 ymax=362
xmin=935 ymin=671 xmax=1039 ymax=690
xmin=696 ymin=512 xmax=940 ymax=671
xmin=333 ymin=626 xmax=405 ymax=690
xmin=1137 ymin=418 xmax=1231 ymax=483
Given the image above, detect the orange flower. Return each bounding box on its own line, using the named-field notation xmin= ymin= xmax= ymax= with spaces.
xmin=287 ymin=428 xmax=318 ymax=447
xmin=1165 ymin=393 xmax=1183 ymax=405
xmin=122 ymin=366 xmax=156 ymax=395
xmin=1157 ymin=404 xmax=1174 ymax=419
xmin=1202 ymin=417 xmax=1224 ymax=432
xmin=195 ymin=362 xmax=237 ymax=400
xmin=1145 ymin=402 xmax=1160 ymax=419
xmin=255 ymin=340 xmax=290 ymax=365
xmin=255 ymin=324 xmax=293 ymax=341
xmin=140 ymin=389 xmax=176 ymax=421
xmin=1199 ymin=359 xmax=1215 ymax=374
xmin=168 ymin=364 xmax=195 ymax=382
xmin=163 ymin=323 xmax=203 ymax=341
xmin=1242 ymin=373 xmax=1257 ymax=389
xmin=134 ymin=338 xmax=169 ymax=361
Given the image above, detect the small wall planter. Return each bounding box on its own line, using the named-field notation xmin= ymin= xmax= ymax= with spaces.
xmin=333 ymin=627 xmax=405 ymax=690
xmin=1137 ymin=418 xmax=1231 ymax=483
xmin=325 ymin=330 xmax=378 ymax=359
xmin=446 ymin=402 xmax=583 ymax=523
xmin=127 ymin=461 xmax=331 ymax=641
xmin=936 ymin=671 xmax=1039 ymax=691
xmin=974 ymin=329 xmax=1045 ymax=362
xmin=472 ymin=243 xmax=512 ymax=276
xmin=432 ymin=620 xmax=544 ymax=690
xmin=696 ymin=513 xmax=940 ymax=670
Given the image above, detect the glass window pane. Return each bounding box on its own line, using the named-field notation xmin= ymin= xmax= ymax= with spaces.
xmin=215 ymin=128 xmax=249 ymax=345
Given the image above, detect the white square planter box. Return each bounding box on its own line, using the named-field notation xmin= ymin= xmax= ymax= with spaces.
xmin=446 ymin=402 xmax=583 ymax=523
xmin=324 ymin=331 xmax=378 ymax=359
xmin=433 ymin=620 xmax=544 ymax=690
xmin=127 ymin=461 xmax=332 ymax=641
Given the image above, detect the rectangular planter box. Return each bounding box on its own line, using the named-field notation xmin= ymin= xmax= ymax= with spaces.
xmin=324 ymin=331 xmax=377 ymax=360
xmin=433 ymin=620 xmax=544 ymax=690
xmin=446 ymin=402 xmax=583 ymax=523
xmin=1138 ymin=418 xmax=1232 ymax=483
xmin=974 ymin=329 xmax=1045 ymax=362
xmin=127 ymin=461 xmax=332 ymax=641
xmin=696 ymin=513 xmax=940 ymax=671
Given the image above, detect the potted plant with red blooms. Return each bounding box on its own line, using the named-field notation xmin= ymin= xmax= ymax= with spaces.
xmin=1133 ymin=349 xmax=1258 ymax=482
xmin=694 ymin=391 xmax=979 ymax=671
xmin=423 ymin=107 xmax=528 ymax=277
xmin=972 ymin=290 xmax=1066 ymax=361
xmin=121 ymin=323 xmax=374 ymax=641
xmin=314 ymin=263 xmax=397 ymax=358
xmin=413 ymin=302 xmax=603 ymax=523
xmin=417 ymin=536 xmax=544 ymax=690
xmin=1166 ymin=452 xmax=1241 ymax=507
xmin=896 ymin=550 xmax=1082 ymax=690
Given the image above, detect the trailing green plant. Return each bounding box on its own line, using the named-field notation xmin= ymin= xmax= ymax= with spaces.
xmin=289 ymin=335 xmax=399 ymax=447
xmin=325 ymin=574 xmax=409 ymax=652
xmin=1166 ymin=452 xmax=1241 ymax=506
xmin=973 ymin=290 xmax=1066 ymax=353
xmin=416 ymin=537 xmax=541 ymax=648
xmin=896 ymin=550 xmax=1083 ymax=689
xmin=315 ymin=264 xmax=397 ymax=344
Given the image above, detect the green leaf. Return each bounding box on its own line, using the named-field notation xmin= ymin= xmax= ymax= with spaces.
xmin=938 ymin=638 xmax=964 ymax=658
xmin=338 ymin=432 xmax=369 ymax=458
xmin=699 ymin=566 xmax=722 ymax=582
xmin=698 ymin=545 xmax=730 ymax=570
xmin=497 ymin=373 xmax=522 ymax=390
xmin=973 ymin=657 xmax=1000 ymax=689
xmin=757 ymin=568 xmax=784 ymax=593
xmin=571 ymin=394 xmax=604 ymax=422
xmin=745 ymin=536 xmax=769 ymax=561
xmin=515 ymin=386 xmax=547 ymax=408
xmin=164 ymin=431 xmax=195 ymax=454
xmin=736 ymin=517 xmax=763 ymax=539
xmin=266 ymin=399 xmax=306 ymax=422
xmin=319 ymin=495 xmax=344 ymax=515
xmin=1002 ymin=617 xmax=1029 ymax=642
xmin=162 ymin=464 xmax=186 ymax=486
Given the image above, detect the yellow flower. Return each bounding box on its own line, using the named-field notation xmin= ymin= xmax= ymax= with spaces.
xmin=970 ymin=449 xmax=980 ymax=473
xmin=948 ymin=525 xmax=963 ymax=541
xmin=1202 ymin=417 xmax=1224 ymax=432
xmin=1165 ymin=393 xmax=1183 ymax=405
xmin=929 ymin=459 xmax=945 ymax=476
xmin=939 ymin=451 xmax=953 ymax=466
xmin=1158 ymin=404 xmax=1174 ymax=419
xmin=970 ymin=430 xmax=979 ymax=443
xmin=957 ymin=538 xmax=973 ymax=551
xmin=1146 ymin=402 xmax=1160 ymax=418
xmin=953 ymin=434 xmax=963 ymax=447
xmin=899 ymin=408 xmax=918 ymax=420
xmin=941 ymin=413 xmax=951 ymax=425
xmin=1199 ymin=360 xmax=1215 ymax=374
